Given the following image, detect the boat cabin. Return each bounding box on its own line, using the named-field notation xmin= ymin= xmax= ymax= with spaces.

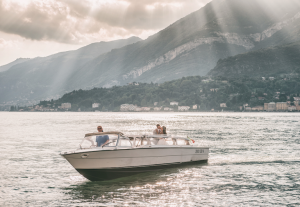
xmin=79 ymin=132 xmax=192 ymax=149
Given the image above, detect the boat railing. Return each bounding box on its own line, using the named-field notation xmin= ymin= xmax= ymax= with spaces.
xmin=79 ymin=132 xmax=123 ymax=149
xmin=79 ymin=133 xmax=193 ymax=149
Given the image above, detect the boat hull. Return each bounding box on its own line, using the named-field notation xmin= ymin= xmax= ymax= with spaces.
xmin=76 ymin=160 xmax=207 ymax=181
xmin=62 ymin=146 xmax=209 ymax=181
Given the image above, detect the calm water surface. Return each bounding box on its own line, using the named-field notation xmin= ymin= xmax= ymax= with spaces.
xmin=0 ymin=112 xmax=300 ymax=206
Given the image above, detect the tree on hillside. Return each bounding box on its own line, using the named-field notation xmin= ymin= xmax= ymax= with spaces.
xmin=279 ymin=94 xmax=287 ymax=102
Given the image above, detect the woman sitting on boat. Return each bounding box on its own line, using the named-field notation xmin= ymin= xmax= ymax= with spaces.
xmin=161 ymin=126 xmax=167 ymax=134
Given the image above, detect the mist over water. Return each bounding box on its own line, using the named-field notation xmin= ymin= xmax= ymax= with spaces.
xmin=0 ymin=112 xmax=299 ymax=206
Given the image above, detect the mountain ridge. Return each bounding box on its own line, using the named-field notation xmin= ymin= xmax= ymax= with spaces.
xmin=0 ymin=36 xmax=142 ymax=104
xmin=0 ymin=58 xmax=31 ymax=72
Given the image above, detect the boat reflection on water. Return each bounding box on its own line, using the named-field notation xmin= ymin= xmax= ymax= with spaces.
xmin=60 ymin=132 xmax=209 ymax=181
xmin=63 ymin=163 xmax=208 ymax=205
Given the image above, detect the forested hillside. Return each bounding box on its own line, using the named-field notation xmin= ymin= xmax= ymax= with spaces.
xmin=37 ymin=75 xmax=300 ymax=112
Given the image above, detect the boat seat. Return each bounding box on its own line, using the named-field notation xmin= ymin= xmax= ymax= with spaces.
xmin=157 ymin=139 xmax=168 ymax=145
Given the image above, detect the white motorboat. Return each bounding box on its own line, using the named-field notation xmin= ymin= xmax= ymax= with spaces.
xmin=60 ymin=132 xmax=209 ymax=181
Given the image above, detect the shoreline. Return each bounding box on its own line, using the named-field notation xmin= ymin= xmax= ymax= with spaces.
xmin=3 ymin=111 xmax=300 ymax=113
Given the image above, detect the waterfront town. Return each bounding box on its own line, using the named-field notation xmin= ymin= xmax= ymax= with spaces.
xmin=8 ymin=98 xmax=300 ymax=112
xmin=5 ymin=75 xmax=300 ymax=112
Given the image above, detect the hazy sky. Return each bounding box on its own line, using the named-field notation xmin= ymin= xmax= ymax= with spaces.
xmin=0 ymin=0 xmax=211 ymax=66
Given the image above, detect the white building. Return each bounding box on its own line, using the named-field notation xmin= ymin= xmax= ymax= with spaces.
xmin=193 ymin=105 xmax=198 ymax=109
xmin=220 ymin=103 xmax=227 ymax=108
xmin=288 ymin=106 xmax=296 ymax=111
xmin=178 ymin=106 xmax=190 ymax=111
xmin=164 ymin=107 xmax=173 ymax=111
xmin=120 ymin=104 xmax=129 ymax=111
xmin=120 ymin=104 xmax=136 ymax=111
xmin=269 ymin=77 xmax=275 ymax=80
xmin=92 ymin=103 xmax=100 ymax=108
xmin=135 ymin=107 xmax=142 ymax=112
xmin=142 ymin=107 xmax=151 ymax=111
xmin=294 ymin=97 xmax=300 ymax=105
xmin=61 ymin=103 xmax=71 ymax=109
xmin=154 ymin=107 xmax=162 ymax=111
xmin=170 ymin=102 xmax=179 ymax=106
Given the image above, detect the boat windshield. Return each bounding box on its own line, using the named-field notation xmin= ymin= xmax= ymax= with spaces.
xmin=129 ymin=135 xmax=191 ymax=147
xmin=79 ymin=134 xmax=191 ymax=149
xmin=80 ymin=134 xmax=119 ymax=149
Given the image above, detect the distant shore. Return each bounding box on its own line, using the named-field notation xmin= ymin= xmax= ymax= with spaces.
xmin=4 ymin=111 xmax=300 ymax=113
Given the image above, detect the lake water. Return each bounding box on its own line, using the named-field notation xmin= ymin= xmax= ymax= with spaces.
xmin=0 ymin=112 xmax=299 ymax=206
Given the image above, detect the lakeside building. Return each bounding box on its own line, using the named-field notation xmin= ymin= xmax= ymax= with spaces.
xmin=193 ymin=105 xmax=198 ymax=110
xmin=120 ymin=104 xmax=136 ymax=111
xmin=276 ymin=102 xmax=288 ymax=111
xmin=252 ymin=106 xmax=263 ymax=111
xmin=154 ymin=107 xmax=162 ymax=111
xmin=178 ymin=106 xmax=190 ymax=111
xmin=266 ymin=102 xmax=276 ymax=111
xmin=263 ymin=101 xmax=300 ymax=112
xmin=135 ymin=107 xmax=142 ymax=112
xmin=141 ymin=107 xmax=151 ymax=111
xmin=164 ymin=107 xmax=173 ymax=111
xmin=92 ymin=103 xmax=100 ymax=108
xmin=294 ymin=97 xmax=300 ymax=105
xmin=170 ymin=102 xmax=179 ymax=106
xmin=61 ymin=103 xmax=71 ymax=109
xmin=245 ymin=107 xmax=252 ymax=111
xmin=264 ymin=103 xmax=268 ymax=111
xmin=288 ymin=106 xmax=297 ymax=111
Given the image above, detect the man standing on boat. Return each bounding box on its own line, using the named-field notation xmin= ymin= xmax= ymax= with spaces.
xmin=96 ymin=126 xmax=110 ymax=147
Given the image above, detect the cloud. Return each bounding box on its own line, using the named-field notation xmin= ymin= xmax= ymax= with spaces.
xmin=0 ymin=37 xmax=18 ymax=48
xmin=0 ymin=0 xmax=211 ymax=44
